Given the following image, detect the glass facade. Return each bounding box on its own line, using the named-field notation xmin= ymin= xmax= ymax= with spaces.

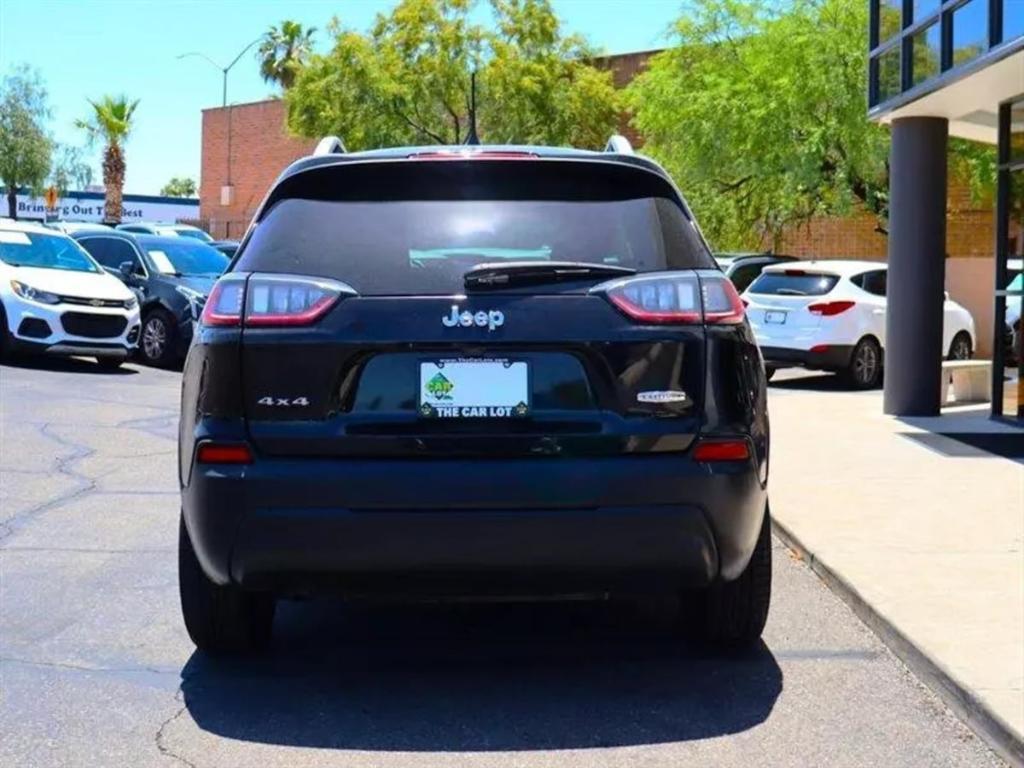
xmin=996 ymin=99 xmax=1024 ymax=421
xmin=870 ymin=0 xmax=1024 ymax=107
xmin=912 ymin=23 xmax=943 ymax=84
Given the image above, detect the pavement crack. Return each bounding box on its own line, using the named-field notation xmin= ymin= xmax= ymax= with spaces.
xmin=155 ymin=689 xmax=197 ymax=768
xmin=0 ymin=656 xmax=175 ymax=676
xmin=0 ymin=422 xmax=98 ymax=544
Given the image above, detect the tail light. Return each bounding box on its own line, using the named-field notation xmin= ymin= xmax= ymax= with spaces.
xmin=201 ymin=275 xmax=246 ymax=326
xmin=595 ymin=272 xmax=745 ymax=325
xmin=196 ymin=442 xmax=253 ymax=464
xmin=807 ymin=300 xmax=856 ymax=316
xmin=200 ymin=273 xmax=355 ymax=328
xmin=692 ymin=438 xmax=751 ymax=462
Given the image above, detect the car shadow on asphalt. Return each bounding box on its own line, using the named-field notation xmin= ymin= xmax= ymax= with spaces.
xmin=768 ymin=372 xmax=852 ymax=391
xmin=180 ymin=597 xmax=783 ymax=751
xmin=0 ymin=355 xmax=139 ymax=375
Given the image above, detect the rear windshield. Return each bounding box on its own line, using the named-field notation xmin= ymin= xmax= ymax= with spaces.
xmin=236 ymin=160 xmax=714 ymax=295
xmin=748 ymin=271 xmax=839 ymax=296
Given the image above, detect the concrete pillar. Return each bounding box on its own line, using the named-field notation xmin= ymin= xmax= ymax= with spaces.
xmin=883 ymin=117 xmax=948 ymax=416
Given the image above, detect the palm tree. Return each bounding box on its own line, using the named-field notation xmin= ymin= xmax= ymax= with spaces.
xmin=258 ymin=21 xmax=315 ymax=91
xmin=75 ymin=96 xmax=138 ymax=223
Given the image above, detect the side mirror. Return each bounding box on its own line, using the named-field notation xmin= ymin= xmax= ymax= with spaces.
xmin=118 ymin=261 xmax=135 ymax=280
xmin=944 ymin=290 xmax=950 ymax=301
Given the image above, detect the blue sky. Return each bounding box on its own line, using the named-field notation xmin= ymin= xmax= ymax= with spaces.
xmin=0 ymin=0 xmax=681 ymax=195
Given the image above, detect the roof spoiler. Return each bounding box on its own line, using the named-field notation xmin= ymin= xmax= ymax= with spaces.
xmin=604 ymin=134 xmax=634 ymax=155
xmin=313 ymin=136 xmax=346 ymax=156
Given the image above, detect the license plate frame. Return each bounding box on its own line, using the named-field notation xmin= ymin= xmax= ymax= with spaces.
xmin=765 ymin=310 xmax=788 ymax=325
xmin=418 ymin=358 xmax=530 ymax=418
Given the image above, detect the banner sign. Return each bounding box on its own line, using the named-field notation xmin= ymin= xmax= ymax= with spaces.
xmin=12 ymin=190 xmax=199 ymax=224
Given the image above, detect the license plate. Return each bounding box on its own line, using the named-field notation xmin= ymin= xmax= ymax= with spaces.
xmin=765 ymin=310 xmax=788 ymax=324
xmin=419 ymin=359 xmax=529 ymax=418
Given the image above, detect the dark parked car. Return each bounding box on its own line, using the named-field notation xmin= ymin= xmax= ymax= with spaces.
xmin=715 ymin=252 xmax=798 ymax=294
xmin=73 ymin=231 xmax=228 ymax=366
xmin=178 ymin=140 xmax=772 ymax=654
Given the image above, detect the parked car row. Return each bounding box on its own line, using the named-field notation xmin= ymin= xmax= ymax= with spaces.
xmin=0 ymin=219 xmax=230 ymax=368
xmin=717 ymin=257 xmax=977 ymax=388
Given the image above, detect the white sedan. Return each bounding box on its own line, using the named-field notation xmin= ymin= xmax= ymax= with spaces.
xmin=0 ymin=221 xmax=141 ymax=369
xmin=742 ymin=260 xmax=975 ymax=389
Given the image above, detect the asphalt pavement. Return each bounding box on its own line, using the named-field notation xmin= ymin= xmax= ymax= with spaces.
xmin=0 ymin=357 xmax=1004 ymax=767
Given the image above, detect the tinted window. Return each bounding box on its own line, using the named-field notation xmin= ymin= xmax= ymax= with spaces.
xmin=142 ymin=241 xmax=228 ymax=276
xmin=748 ymin=271 xmax=840 ymax=296
xmin=729 ymin=263 xmax=764 ymax=293
xmin=0 ymin=230 xmax=100 ymax=273
xmin=855 ymin=270 xmax=888 ymax=296
xmin=238 ymin=161 xmax=712 ymax=296
xmin=80 ymin=237 xmax=141 ymax=271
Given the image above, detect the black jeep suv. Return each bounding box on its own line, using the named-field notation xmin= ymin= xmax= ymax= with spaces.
xmin=178 ymin=142 xmax=772 ymax=654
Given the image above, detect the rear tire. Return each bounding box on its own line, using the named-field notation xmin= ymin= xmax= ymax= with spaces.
xmin=178 ymin=514 xmax=274 ymax=655
xmin=692 ymin=504 xmax=772 ymax=648
xmin=948 ymin=331 xmax=972 ymax=361
xmin=843 ymin=336 xmax=883 ymax=389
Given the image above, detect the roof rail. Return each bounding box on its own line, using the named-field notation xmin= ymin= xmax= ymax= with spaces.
xmin=313 ymin=136 xmax=346 ymax=156
xmin=604 ymin=134 xmax=634 ymax=155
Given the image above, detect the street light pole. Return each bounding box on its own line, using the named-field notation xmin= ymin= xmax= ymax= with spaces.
xmin=176 ymin=37 xmax=261 ymax=239
xmin=177 ymin=36 xmax=261 ymax=108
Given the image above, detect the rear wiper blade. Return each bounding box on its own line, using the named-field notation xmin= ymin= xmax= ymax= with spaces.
xmin=464 ymin=261 xmax=636 ymax=290
xmin=775 ymin=288 xmax=807 ymax=296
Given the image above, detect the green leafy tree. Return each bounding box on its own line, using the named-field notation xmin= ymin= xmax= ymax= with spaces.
xmin=627 ymin=0 xmax=995 ymax=249
xmin=258 ymin=20 xmax=316 ymax=90
xmin=286 ymin=0 xmax=619 ymax=149
xmin=160 ymin=176 xmax=197 ymax=197
xmin=75 ymin=95 xmax=139 ymax=223
xmin=49 ymin=144 xmax=93 ymax=196
xmin=0 ymin=65 xmax=53 ymax=219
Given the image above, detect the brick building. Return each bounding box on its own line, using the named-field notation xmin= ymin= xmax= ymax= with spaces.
xmin=199 ymin=49 xmax=997 ymax=353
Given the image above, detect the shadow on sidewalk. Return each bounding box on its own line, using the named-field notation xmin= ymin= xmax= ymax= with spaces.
xmin=180 ymin=598 xmax=783 ymax=752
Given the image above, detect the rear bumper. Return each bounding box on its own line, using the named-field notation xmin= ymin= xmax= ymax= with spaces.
xmin=761 ymin=344 xmax=853 ymax=371
xmin=182 ymin=453 xmax=767 ymax=595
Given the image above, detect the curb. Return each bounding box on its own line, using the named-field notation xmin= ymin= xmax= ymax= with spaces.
xmin=771 ymin=518 xmax=1024 ymax=768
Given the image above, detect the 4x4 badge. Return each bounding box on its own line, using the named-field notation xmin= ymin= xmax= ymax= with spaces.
xmin=442 ymin=305 xmax=505 ymax=331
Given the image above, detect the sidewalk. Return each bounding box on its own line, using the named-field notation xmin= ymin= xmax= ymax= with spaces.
xmin=767 ymin=374 xmax=1024 ymax=765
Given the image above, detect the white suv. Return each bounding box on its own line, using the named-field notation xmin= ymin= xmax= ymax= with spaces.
xmin=743 ymin=260 xmax=975 ymax=388
xmin=0 ymin=221 xmax=140 ymax=369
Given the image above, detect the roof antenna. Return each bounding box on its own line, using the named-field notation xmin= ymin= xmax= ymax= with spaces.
xmin=465 ymin=70 xmax=481 ymax=146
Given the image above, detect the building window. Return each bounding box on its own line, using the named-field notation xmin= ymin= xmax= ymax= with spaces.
xmin=876 ymin=46 xmax=903 ymax=103
xmin=1010 ymin=101 xmax=1024 ymax=162
xmin=912 ymin=22 xmax=942 ymax=85
xmin=1005 ymin=0 xmax=1024 ymax=42
xmin=878 ymin=0 xmax=903 ymax=42
xmin=913 ymin=0 xmax=941 ymax=24
xmin=952 ymin=0 xmax=989 ymax=67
